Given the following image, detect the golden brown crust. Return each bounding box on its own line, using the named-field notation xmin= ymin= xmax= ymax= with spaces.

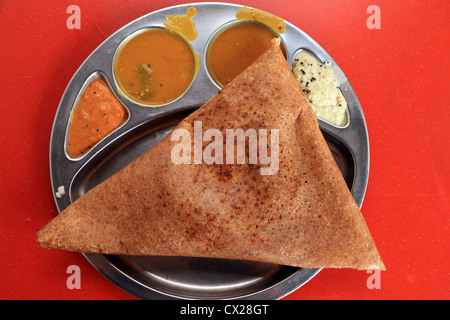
xmin=37 ymin=42 xmax=384 ymax=270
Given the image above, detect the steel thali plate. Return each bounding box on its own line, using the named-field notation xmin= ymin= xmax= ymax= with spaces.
xmin=49 ymin=2 xmax=369 ymax=299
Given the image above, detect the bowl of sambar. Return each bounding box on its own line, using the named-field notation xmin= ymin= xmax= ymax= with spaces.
xmin=205 ymin=20 xmax=287 ymax=88
xmin=113 ymin=28 xmax=197 ymax=107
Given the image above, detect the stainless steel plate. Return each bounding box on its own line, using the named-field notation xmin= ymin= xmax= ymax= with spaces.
xmin=49 ymin=2 xmax=369 ymax=299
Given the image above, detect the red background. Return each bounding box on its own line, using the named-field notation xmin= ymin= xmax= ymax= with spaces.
xmin=0 ymin=0 xmax=448 ymax=300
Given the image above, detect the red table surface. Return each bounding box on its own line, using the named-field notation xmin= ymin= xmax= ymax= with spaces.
xmin=0 ymin=0 xmax=448 ymax=300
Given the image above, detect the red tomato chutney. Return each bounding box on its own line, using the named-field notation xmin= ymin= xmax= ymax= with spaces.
xmin=67 ymin=78 xmax=128 ymax=158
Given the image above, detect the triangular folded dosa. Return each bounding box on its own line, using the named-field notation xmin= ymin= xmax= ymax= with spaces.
xmin=37 ymin=41 xmax=384 ymax=270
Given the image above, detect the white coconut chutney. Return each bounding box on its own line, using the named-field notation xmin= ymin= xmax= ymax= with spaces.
xmin=292 ymin=51 xmax=347 ymax=126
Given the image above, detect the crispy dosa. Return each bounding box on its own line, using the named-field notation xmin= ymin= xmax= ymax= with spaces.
xmin=37 ymin=40 xmax=384 ymax=270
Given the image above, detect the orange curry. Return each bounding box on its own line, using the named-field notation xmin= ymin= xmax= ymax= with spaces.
xmin=114 ymin=28 xmax=196 ymax=106
xmin=67 ymin=78 xmax=128 ymax=158
xmin=207 ymin=22 xmax=283 ymax=87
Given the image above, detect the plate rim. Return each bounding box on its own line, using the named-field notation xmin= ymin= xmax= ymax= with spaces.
xmin=48 ymin=2 xmax=369 ymax=300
